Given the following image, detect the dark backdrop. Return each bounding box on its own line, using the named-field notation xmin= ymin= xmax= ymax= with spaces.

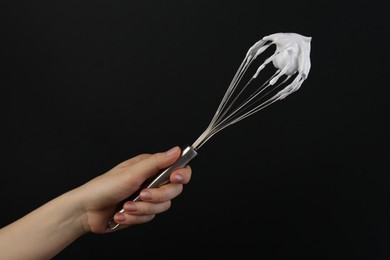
xmin=1 ymin=0 xmax=389 ymax=259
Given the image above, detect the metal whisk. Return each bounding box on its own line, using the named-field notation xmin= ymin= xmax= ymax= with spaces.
xmin=108 ymin=32 xmax=312 ymax=230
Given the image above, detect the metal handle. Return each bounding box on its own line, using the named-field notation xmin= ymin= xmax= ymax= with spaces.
xmin=107 ymin=145 xmax=198 ymax=231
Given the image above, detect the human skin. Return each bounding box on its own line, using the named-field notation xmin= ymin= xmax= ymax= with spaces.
xmin=0 ymin=146 xmax=192 ymax=260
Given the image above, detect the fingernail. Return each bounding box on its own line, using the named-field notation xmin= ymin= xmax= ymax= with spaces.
xmin=140 ymin=190 xmax=152 ymax=200
xmin=114 ymin=213 xmax=126 ymax=223
xmin=124 ymin=202 xmax=137 ymax=212
xmin=173 ymin=174 xmax=183 ymax=183
xmin=166 ymin=146 xmax=179 ymax=157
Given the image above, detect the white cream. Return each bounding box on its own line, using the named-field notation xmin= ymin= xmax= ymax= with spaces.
xmin=192 ymin=32 xmax=312 ymax=149
xmin=246 ymin=32 xmax=312 ymax=99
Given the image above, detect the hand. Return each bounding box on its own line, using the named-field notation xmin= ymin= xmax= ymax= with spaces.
xmin=75 ymin=146 xmax=192 ymax=233
xmin=0 ymin=146 xmax=192 ymax=259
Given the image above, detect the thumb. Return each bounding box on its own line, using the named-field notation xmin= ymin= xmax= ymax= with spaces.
xmin=126 ymin=146 xmax=182 ymax=183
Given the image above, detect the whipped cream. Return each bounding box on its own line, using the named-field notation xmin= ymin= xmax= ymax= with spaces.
xmin=246 ymin=32 xmax=312 ymax=99
xmin=191 ymin=32 xmax=312 ymax=149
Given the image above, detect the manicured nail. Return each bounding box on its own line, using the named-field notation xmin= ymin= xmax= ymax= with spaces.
xmin=140 ymin=190 xmax=152 ymax=200
xmin=114 ymin=213 xmax=126 ymax=223
xmin=173 ymin=174 xmax=183 ymax=183
xmin=166 ymin=146 xmax=179 ymax=157
xmin=124 ymin=202 xmax=137 ymax=212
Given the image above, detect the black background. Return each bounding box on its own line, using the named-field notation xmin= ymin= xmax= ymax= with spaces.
xmin=1 ymin=0 xmax=389 ymax=259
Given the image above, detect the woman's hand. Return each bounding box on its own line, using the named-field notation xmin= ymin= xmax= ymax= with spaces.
xmin=0 ymin=146 xmax=192 ymax=260
xmin=76 ymin=146 xmax=192 ymax=233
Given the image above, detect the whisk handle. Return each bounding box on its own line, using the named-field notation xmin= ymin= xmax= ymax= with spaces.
xmin=107 ymin=145 xmax=198 ymax=231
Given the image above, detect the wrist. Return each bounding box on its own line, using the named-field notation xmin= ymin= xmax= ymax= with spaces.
xmin=62 ymin=187 xmax=92 ymax=234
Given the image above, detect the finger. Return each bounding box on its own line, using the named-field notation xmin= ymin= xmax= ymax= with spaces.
xmin=113 ymin=200 xmax=172 ymax=226
xmin=138 ymin=146 xmax=181 ymax=173
xmin=112 ymin=145 xmax=182 ymax=170
xmin=139 ymin=184 xmax=184 ymax=202
xmin=169 ymin=165 xmax=192 ymax=184
xmin=122 ymin=201 xmax=171 ymax=215
xmin=123 ymin=146 xmax=182 ymax=183
xmin=113 ymin=153 xmax=151 ymax=169
xmin=113 ymin=212 xmax=156 ymax=226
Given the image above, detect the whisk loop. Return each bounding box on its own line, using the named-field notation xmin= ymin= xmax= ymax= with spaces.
xmin=192 ymin=32 xmax=312 ymax=149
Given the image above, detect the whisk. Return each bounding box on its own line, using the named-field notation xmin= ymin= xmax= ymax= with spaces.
xmin=107 ymin=32 xmax=312 ymax=230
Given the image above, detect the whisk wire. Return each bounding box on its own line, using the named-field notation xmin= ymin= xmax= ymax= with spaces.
xmin=192 ymin=50 xmax=284 ymax=150
xmin=201 ymin=72 xmax=286 ymax=148
xmin=192 ymin=33 xmax=311 ymax=150
xmin=107 ymin=33 xmax=311 ymax=231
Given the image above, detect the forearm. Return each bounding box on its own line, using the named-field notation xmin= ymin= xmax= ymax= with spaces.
xmin=0 ymin=147 xmax=191 ymax=258
xmin=0 ymin=190 xmax=86 ymax=260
